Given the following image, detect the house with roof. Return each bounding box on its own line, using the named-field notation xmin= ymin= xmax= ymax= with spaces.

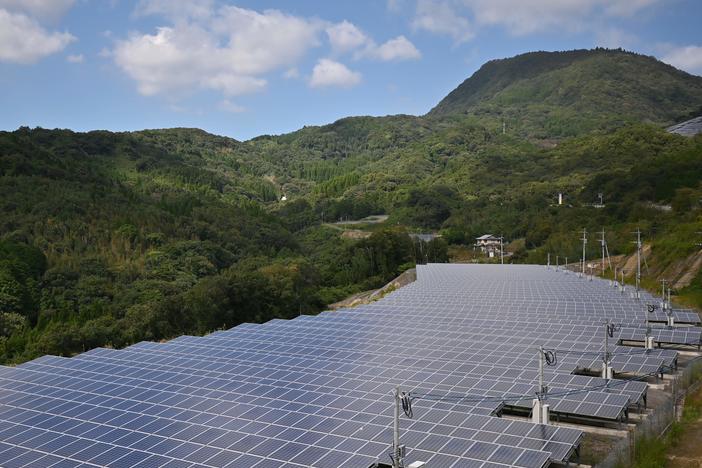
xmin=476 ymin=234 xmax=502 ymax=258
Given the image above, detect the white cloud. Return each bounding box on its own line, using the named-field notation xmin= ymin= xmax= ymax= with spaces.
xmin=117 ymin=5 xmax=420 ymax=101
xmin=662 ymin=45 xmax=702 ymax=76
xmin=283 ymin=67 xmax=299 ymax=79
xmin=594 ymin=28 xmax=637 ymax=49
xmin=66 ymin=53 xmax=83 ymax=63
xmin=366 ymin=35 xmax=421 ymax=61
xmin=210 ymin=6 xmax=322 ymax=75
xmin=0 ymin=0 xmax=75 ymax=22
xmin=218 ymin=99 xmax=246 ymax=113
xmin=0 ymin=9 xmax=75 ymax=64
xmin=326 ymin=20 xmax=421 ymax=62
xmin=327 ymin=20 xmax=369 ymax=54
xmin=113 ymin=5 xmax=322 ymax=97
xmin=412 ymin=0 xmax=473 ymax=43
xmin=309 ymin=59 xmax=362 ymax=88
xmin=409 ymin=0 xmax=662 ymax=40
xmin=134 ymin=0 xmax=214 ymax=21
xmin=603 ymin=0 xmax=659 ymax=17
xmin=466 ymin=0 xmax=664 ymax=34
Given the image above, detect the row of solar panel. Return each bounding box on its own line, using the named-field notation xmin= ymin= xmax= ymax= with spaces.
xmin=1 ymin=263 xmax=678 ymax=467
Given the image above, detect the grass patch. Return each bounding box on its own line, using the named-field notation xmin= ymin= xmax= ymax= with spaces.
xmin=622 ymin=379 xmax=702 ymax=468
xmin=677 ymin=269 xmax=702 ymax=311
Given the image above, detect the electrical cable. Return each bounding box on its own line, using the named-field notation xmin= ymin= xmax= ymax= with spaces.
xmin=543 ymin=349 xmax=557 ymax=366
xmin=400 ymin=392 xmax=413 ymax=418
xmin=607 ymin=323 xmax=621 ymax=338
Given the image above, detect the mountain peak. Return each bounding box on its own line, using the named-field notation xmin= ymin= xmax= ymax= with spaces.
xmin=428 ymin=48 xmax=702 ymax=137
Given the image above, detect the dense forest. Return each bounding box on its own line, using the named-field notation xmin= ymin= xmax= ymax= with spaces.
xmin=1 ymin=48 xmax=702 ymax=364
xmin=0 ymin=128 xmax=447 ymax=363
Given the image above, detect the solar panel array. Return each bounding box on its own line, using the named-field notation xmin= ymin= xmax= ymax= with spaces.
xmin=0 ymin=263 xmax=697 ymax=467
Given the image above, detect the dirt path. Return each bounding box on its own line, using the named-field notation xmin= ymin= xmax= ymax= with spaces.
xmin=667 ymin=386 xmax=702 ymax=467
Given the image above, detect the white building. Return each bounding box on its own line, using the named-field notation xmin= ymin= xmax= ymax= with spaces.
xmin=476 ymin=234 xmax=502 ymax=258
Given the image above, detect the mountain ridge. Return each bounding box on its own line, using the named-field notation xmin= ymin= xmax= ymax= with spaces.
xmin=1 ymin=49 xmax=702 ymax=364
xmin=428 ymin=48 xmax=702 ymax=137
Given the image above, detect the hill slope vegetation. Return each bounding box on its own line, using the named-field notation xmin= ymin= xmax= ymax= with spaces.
xmin=1 ymin=48 xmax=702 ymax=363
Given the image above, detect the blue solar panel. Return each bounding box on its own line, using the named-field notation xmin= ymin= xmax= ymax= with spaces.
xmin=6 ymin=264 xmax=681 ymax=466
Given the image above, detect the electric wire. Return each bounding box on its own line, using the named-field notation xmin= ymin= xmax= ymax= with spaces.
xmin=400 ymin=391 xmax=413 ymax=418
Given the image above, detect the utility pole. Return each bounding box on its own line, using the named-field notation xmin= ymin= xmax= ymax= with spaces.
xmin=499 ymin=235 xmax=504 ymax=265
xmin=600 ymin=229 xmax=606 ymax=276
xmin=602 ymin=320 xmax=613 ymax=380
xmin=645 ymin=304 xmax=656 ymax=349
xmin=538 ymin=346 xmax=544 ymax=400
xmin=613 ymin=265 xmax=618 ymax=287
xmin=633 ymin=228 xmax=642 ymax=299
xmin=603 ymin=319 xmax=608 ymax=377
xmin=667 ymin=287 xmax=675 ymax=328
xmin=533 ymin=346 xmax=550 ymax=425
xmin=564 ymin=257 xmax=568 ymax=273
xmin=392 ymin=387 xmax=404 ymax=468
xmin=660 ymin=279 xmax=668 ymax=310
xmin=581 ymin=229 xmax=587 ymax=276
xmin=620 ymin=269 xmax=626 ymax=294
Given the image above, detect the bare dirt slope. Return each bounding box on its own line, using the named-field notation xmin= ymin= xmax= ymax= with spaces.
xmin=329 ymin=268 xmax=416 ymax=309
xmin=610 ymin=245 xmax=702 ymax=290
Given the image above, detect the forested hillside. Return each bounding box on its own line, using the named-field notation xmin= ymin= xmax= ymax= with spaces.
xmin=0 ymin=128 xmax=445 ymax=363
xmin=1 ymin=48 xmax=702 ymax=364
xmin=429 ymin=48 xmax=702 ymax=137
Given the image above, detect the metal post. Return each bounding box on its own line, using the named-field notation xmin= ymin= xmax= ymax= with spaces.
xmin=646 ymin=305 xmax=650 ymax=334
xmin=533 ymin=346 xmax=550 ymax=425
xmin=556 ymin=255 xmax=559 ymax=270
xmin=393 ymin=387 xmax=401 ymax=468
xmin=601 ymin=229 xmax=606 ymax=276
xmin=603 ymin=319 xmax=609 ymax=379
xmin=621 ymin=269 xmax=625 ymax=293
xmin=635 ymin=228 xmax=641 ymax=299
xmin=538 ymin=346 xmax=544 ymax=400
xmin=583 ymin=229 xmax=587 ymax=275
xmin=500 ymin=236 xmax=504 ymax=265
xmin=547 ymin=252 xmax=550 ymax=268
xmin=646 ymin=312 xmax=650 ymax=342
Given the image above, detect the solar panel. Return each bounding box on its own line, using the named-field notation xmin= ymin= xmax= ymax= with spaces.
xmin=2 ymin=263 xmax=688 ymax=467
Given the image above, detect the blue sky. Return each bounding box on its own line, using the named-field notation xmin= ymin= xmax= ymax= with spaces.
xmin=1 ymin=0 xmax=701 ymax=140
